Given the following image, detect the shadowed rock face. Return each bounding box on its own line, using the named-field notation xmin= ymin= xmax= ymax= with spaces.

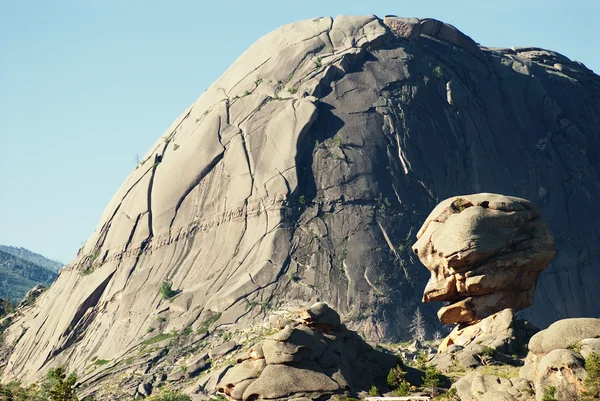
xmin=3 ymin=15 xmax=600 ymax=386
xmin=413 ymin=193 xmax=556 ymax=324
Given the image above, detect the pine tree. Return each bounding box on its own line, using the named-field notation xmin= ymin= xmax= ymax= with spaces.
xmin=423 ymin=364 xmax=442 ymax=396
xmin=47 ymin=367 xmax=78 ymax=401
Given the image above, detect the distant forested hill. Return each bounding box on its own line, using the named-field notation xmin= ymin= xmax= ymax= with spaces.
xmin=0 ymin=250 xmax=57 ymax=303
xmin=0 ymin=245 xmax=62 ymax=272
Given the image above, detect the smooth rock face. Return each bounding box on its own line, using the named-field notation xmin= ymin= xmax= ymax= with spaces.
xmin=413 ymin=193 xmax=556 ymax=324
xmin=580 ymin=338 xmax=600 ymax=359
xmin=209 ymin=341 xmax=238 ymax=359
xmin=4 ymin=14 xmax=600 ymax=385
xmin=528 ymin=318 xmax=600 ymax=355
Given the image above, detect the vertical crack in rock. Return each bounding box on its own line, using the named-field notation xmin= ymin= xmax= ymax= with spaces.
xmin=123 ymin=213 xmax=144 ymax=253
xmin=88 ymin=167 xmax=154 ymax=255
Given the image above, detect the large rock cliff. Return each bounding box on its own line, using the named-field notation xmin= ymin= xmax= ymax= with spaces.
xmin=3 ymin=15 xmax=600 ymax=385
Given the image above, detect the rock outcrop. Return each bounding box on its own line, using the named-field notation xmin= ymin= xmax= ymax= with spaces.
xmin=520 ymin=318 xmax=600 ymax=401
xmin=213 ymin=303 xmax=396 ymax=401
xmin=413 ymin=193 xmax=555 ymax=325
xmin=454 ymin=371 xmax=534 ymax=401
xmin=3 ymin=14 xmax=600 ymax=392
xmin=432 ymin=308 xmax=538 ymax=373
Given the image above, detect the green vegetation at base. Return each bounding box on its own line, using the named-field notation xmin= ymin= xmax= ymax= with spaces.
xmin=0 ymin=366 xmax=78 ymax=400
xmin=197 ymin=313 xmax=222 ymax=334
xmin=368 ymin=386 xmax=378 ymax=396
xmin=160 ymin=280 xmax=178 ymax=300
xmin=434 ymin=387 xmax=460 ymax=401
xmin=423 ymin=364 xmax=442 ymax=396
xmin=386 ymin=355 xmax=448 ymax=398
xmin=416 ymin=349 xmax=428 ymax=370
xmin=387 ymin=365 xmax=411 ymax=396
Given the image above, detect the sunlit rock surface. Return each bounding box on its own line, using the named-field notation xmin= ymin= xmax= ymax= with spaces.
xmin=3 ymin=15 xmax=600 ymax=388
xmin=413 ymin=193 xmax=555 ymax=325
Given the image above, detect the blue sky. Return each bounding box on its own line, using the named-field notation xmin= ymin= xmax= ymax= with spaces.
xmin=1 ymin=0 xmax=598 ymax=263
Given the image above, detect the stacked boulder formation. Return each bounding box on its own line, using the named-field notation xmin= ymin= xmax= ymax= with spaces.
xmin=413 ymin=193 xmax=556 ymax=327
xmin=451 ymin=317 xmax=600 ymax=401
xmin=413 ymin=193 xmax=556 ymax=380
xmin=212 ymin=303 xmax=397 ymax=401
xmin=414 ymin=194 xmax=600 ymax=401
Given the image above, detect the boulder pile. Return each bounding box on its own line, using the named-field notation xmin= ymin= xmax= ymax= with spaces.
xmin=212 ymin=303 xmax=397 ymax=401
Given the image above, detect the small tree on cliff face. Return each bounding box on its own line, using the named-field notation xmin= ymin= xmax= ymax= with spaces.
xmin=46 ymin=367 xmax=78 ymax=401
xmin=410 ymin=307 xmax=427 ymax=342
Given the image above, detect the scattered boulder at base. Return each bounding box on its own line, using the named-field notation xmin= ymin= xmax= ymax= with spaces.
xmin=438 ymin=308 xmax=537 ymax=354
xmin=519 ymin=317 xmax=600 ymax=401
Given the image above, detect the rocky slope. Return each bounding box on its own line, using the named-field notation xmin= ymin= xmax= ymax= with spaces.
xmin=2 ymin=15 xmax=600 ymax=387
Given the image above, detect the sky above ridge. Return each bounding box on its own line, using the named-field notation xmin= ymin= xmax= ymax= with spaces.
xmin=1 ymin=0 xmax=598 ymax=263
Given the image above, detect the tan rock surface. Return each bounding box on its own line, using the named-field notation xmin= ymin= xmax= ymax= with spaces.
xmin=216 ymin=303 xmax=396 ymax=401
xmin=413 ymin=193 xmax=555 ymax=324
xmin=439 ymin=308 xmax=514 ymax=351
xmin=528 ymin=318 xmax=600 ymax=356
xmin=453 ymin=371 xmax=534 ymax=401
xmin=3 ymin=13 xmax=600 ymax=394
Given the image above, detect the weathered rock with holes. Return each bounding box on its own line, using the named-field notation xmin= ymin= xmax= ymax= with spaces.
xmin=532 ymin=349 xmax=586 ymax=401
xmin=216 ymin=303 xmax=396 ymax=400
xmin=413 ymin=193 xmax=556 ymax=325
xmin=4 ymin=13 xmax=600 ymax=395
